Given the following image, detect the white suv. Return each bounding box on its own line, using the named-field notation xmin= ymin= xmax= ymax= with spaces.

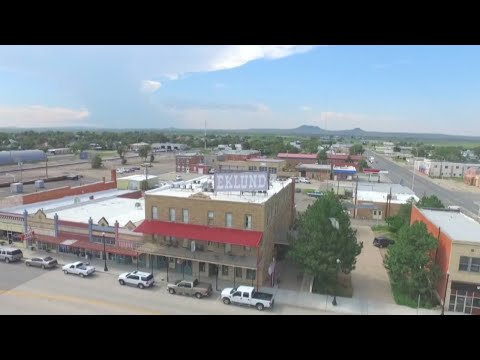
xmin=118 ymin=270 xmax=155 ymax=289
xmin=299 ymin=177 xmax=311 ymax=184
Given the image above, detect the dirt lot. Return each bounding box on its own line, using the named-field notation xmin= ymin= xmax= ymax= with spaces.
xmin=428 ymin=177 xmax=480 ymax=194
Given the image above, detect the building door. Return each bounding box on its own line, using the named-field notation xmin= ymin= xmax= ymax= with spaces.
xmin=373 ymin=210 xmax=383 ymax=220
xmin=300 ymin=171 xmax=306 ymax=177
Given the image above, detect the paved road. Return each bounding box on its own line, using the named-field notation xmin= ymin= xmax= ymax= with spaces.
xmin=366 ymin=150 xmax=480 ymax=219
xmin=0 ymin=262 xmax=332 ymax=315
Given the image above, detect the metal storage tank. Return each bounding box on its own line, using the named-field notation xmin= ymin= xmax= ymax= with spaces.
xmin=10 ymin=182 xmax=23 ymax=193
xmin=35 ymin=179 xmax=45 ymax=189
xmin=0 ymin=150 xmax=46 ymax=165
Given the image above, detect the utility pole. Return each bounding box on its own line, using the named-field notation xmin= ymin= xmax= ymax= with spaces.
xmin=354 ymin=175 xmax=359 ymax=219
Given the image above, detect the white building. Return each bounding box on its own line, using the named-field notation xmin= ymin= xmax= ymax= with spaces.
xmin=414 ymin=159 xmax=480 ymax=178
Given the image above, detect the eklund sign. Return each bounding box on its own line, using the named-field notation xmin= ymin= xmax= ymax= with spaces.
xmin=214 ymin=172 xmax=269 ymax=192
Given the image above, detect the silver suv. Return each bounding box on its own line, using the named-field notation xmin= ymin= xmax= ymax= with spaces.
xmin=118 ymin=270 xmax=154 ymax=289
xmin=0 ymin=247 xmax=23 ymax=263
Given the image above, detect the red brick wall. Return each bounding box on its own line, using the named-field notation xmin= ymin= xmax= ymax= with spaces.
xmin=117 ymin=190 xmax=143 ymax=199
xmin=279 ymin=157 xmax=317 ymax=168
xmin=224 ymin=154 xmax=259 ymax=161
xmin=410 ymin=205 xmax=453 ymax=297
xmin=22 ymin=181 xmax=117 ymax=205
xmin=329 ymin=159 xmax=360 ymax=170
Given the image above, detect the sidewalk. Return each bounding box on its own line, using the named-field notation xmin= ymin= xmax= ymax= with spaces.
xmin=20 ymin=246 xmax=457 ymax=315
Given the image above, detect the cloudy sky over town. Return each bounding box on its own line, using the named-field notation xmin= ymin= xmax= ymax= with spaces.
xmin=1 ymin=45 xmax=479 ymax=135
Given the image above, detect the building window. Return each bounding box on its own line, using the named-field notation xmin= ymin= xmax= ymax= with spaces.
xmin=182 ymin=209 xmax=189 ymax=223
xmin=169 ymin=208 xmax=176 ymax=222
xmin=222 ymin=265 xmax=229 ymax=276
xmin=225 ymin=213 xmax=233 ymax=228
xmin=199 ymin=262 xmax=206 ymax=273
xmin=207 ymin=211 xmax=214 ymax=225
xmin=458 ymin=256 xmax=480 ymax=272
xmin=151 ymin=206 xmax=158 ymax=220
xmin=246 ymin=269 xmax=256 ymax=280
xmin=269 ymin=167 xmax=277 ymax=174
xmin=456 ymin=166 xmax=460 ymax=169
xmin=244 ymin=246 xmax=251 ymax=252
xmin=235 ymin=267 xmax=243 ymax=278
xmin=245 ymin=215 xmax=252 ymax=230
xmin=259 ymin=166 xmax=267 ymax=172
xmin=225 ymin=244 xmax=232 ymax=253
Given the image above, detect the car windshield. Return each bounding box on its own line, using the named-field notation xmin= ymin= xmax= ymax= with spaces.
xmin=175 ymin=280 xmax=181 ymax=285
xmin=44 ymin=257 xmax=53 ymax=261
xmin=230 ymin=288 xmax=237 ymax=294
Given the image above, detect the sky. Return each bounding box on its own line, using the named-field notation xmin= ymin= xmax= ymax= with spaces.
xmin=0 ymin=45 xmax=480 ymax=136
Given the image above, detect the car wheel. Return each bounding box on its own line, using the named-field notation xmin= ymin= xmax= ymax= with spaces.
xmin=119 ymin=280 xmax=125 ymax=286
xmin=256 ymin=303 xmax=265 ymax=311
xmin=64 ymin=270 xmax=68 ymax=275
xmin=168 ymin=288 xmax=175 ymax=294
xmin=138 ymin=283 xmax=144 ymax=289
xmin=80 ymin=273 xmax=85 ymax=278
xmin=223 ymin=298 xmax=231 ymax=305
xmin=195 ymin=292 xmax=202 ymax=299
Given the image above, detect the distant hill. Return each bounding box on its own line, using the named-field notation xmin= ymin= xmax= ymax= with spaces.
xmin=1 ymin=125 xmax=480 ymax=142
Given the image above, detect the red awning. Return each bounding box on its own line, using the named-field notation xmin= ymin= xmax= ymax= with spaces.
xmin=134 ymin=220 xmax=263 ymax=248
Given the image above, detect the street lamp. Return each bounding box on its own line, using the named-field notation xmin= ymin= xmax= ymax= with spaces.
xmin=441 ymin=271 xmax=450 ymax=315
xmin=332 ymin=258 xmax=340 ymax=306
xmin=102 ymin=232 xmax=108 ymax=272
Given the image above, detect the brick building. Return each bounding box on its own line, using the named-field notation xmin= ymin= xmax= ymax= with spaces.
xmin=327 ymin=154 xmax=363 ymax=170
xmin=411 ymin=206 xmax=480 ymax=315
xmin=295 ymin=164 xmax=331 ymax=180
xmin=216 ymin=150 xmax=261 ymax=161
xmin=217 ymin=158 xmax=286 ymax=175
xmin=134 ymin=175 xmax=296 ymax=288
xmin=176 ymin=153 xmax=204 ymax=173
xmin=352 ymin=183 xmax=418 ymax=220
xmin=277 ymin=153 xmax=318 ymax=168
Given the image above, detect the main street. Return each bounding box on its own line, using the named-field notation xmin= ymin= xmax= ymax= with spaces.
xmin=0 ymin=262 xmax=331 ymax=315
xmin=365 ymin=149 xmax=480 ymax=219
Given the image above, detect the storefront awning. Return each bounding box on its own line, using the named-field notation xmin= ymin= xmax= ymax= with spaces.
xmin=134 ymin=220 xmax=263 ymax=248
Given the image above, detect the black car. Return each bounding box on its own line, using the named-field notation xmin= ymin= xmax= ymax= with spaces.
xmin=373 ymin=236 xmax=395 ymax=248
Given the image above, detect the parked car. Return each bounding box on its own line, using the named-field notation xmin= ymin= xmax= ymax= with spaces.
xmin=373 ymin=236 xmax=395 ymax=248
xmin=298 ymin=177 xmax=311 ymax=184
xmin=221 ymin=286 xmax=274 ymax=311
xmin=25 ymin=256 xmax=58 ymax=269
xmin=118 ymin=270 xmax=154 ymax=289
xmin=308 ymin=191 xmax=324 ymax=198
xmin=167 ymin=279 xmax=213 ymax=299
xmin=175 ymin=175 xmax=183 ymax=181
xmin=0 ymin=247 xmax=23 ymax=263
xmin=141 ymin=163 xmax=153 ymax=167
xmin=62 ymin=261 xmax=95 ymax=277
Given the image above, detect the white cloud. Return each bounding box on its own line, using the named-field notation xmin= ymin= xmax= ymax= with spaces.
xmin=141 ymin=80 xmax=162 ymax=93
xmin=142 ymin=45 xmax=318 ymax=81
xmin=0 ymin=105 xmax=90 ymax=127
xmin=300 ymin=106 xmax=312 ymax=111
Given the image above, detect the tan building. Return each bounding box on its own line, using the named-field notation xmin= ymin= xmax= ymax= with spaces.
xmin=217 ymin=158 xmax=286 ymax=175
xmin=295 ymin=164 xmax=331 ymax=181
xmin=134 ymin=175 xmax=295 ymax=288
xmin=411 ymin=206 xmax=480 ymax=315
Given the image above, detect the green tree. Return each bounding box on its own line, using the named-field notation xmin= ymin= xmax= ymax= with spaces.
xmin=91 ymin=154 xmax=102 ymax=169
xmin=138 ymin=145 xmax=151 ymax=162
xmin=359 ymin=159 xmax=369 ymax=170
xmin=317 ymin=149 xmax=328 ymax=163
xmin=117 ymin=145 xmax=126 ymax=159
xmin=386 ymin=199 xmax=415 ymax=233
xmin=288 ymin=191 xmax=362 ymax=287
xmin=349 ymin=144 xmax=364 ymax=155
xmin=393 ymin=146 xmax=401 ymax=152
xmin=384 ymin=222 xmax=441 ymax=307
xmin=417 ymin=195 xmax=445 ymax=209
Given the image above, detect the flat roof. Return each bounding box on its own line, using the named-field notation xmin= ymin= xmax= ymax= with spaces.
xmin=118 ymin=174 xmax=158 ymax=181
xmin=145 ymin=175 xmax=292 ymax=204
xmin=357 ymin=191 xmax=419 ymax=204
xmin=247 ymin=158 xmax=285 ymax=163
xmin=357 ymin=183 xmax=416 ymax=194
xmin=4 ymin=188 xmax=145 ymax=227
xmin=296 ymin=164 xmax=331 ymax=170
xmin=277 ymin=153 xmax=317 ymax=159
xmin=419 ymin=208 xmax=480 ymax=243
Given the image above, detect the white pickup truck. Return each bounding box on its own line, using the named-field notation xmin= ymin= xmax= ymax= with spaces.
xmin=62 ymin=261 xmax=96 ymax=278
xmin=221 ymin=286 xmax=275 ymax=311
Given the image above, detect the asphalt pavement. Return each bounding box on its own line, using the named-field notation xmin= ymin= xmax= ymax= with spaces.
xmin=366 ymin=150 xmax=480 ymax=220
xmin=0 ymin=261 xmax=330 ymax=315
